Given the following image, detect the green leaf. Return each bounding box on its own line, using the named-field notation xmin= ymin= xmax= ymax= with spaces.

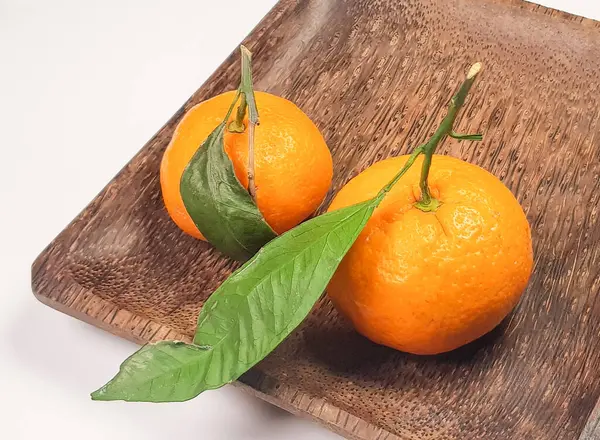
xmin=92 ymin=143 xmax=422 ymax=403
xmin=91 ymin=341 xmax=209 ymax=402
xmin=180 ymin=122 xmax=276 ymax=261
xmin=90 ymin=196 xmax=382 ymax=402
xmin=449 ymin=131 xmax=483 ymax=141
xmin=192 ymin=195 xmax=382 ymax=357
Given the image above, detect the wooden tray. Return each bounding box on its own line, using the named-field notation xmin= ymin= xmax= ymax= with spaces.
xmin=32 ymin=0 xmax=600 ymax=438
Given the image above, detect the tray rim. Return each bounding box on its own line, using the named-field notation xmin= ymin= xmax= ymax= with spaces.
xmin=31 ymin=1 xmax=600 ymax=439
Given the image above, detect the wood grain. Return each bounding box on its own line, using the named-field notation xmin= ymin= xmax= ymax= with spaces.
xmin=32 ymin=0 xmax=600 ymax=438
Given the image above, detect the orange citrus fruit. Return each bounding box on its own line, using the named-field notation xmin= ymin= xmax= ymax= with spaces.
xmin=327 ymin=154 xmax=533 ymax=355
xmin=161 ymin=90 xmax=333 ymax=239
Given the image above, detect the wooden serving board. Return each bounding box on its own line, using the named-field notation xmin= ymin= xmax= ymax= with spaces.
xmin=32 ymin=0 xmax=600 ymax=438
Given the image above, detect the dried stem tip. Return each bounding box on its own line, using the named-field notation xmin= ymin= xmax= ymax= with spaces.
xmin=467 ymin=62 xmax=482 ymax=80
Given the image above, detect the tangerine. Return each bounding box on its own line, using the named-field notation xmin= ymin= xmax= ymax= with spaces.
xmin=327 ymin=154 xmax=533 ymax=355
xmin=161 ymin=90 xmax=333 ymax=239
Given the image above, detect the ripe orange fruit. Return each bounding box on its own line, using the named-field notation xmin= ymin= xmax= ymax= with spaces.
xmin=160 ymin=90 xmax=333 ymax=239
xmin=327 ymin=154 xmax=533 ymax=355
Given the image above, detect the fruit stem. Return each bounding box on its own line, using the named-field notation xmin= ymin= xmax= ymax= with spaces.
xmin=247 ymin=120 xmax=257 ymax=200
xmin=228 ymin=93 xmax=247 ymax=133
xmin=222 ymin=90 xmax=242 ymax=129
xmin=415 ymin=62 xmax=482 ymax=212
xmin=378 ymin=144 xmax=425 ymax=197
xmin=228 ymin=45 xmax=260 ymax=201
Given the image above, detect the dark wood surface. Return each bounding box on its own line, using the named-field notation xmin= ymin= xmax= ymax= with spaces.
xmin=32 ymin=0 xmax=600 ymax=438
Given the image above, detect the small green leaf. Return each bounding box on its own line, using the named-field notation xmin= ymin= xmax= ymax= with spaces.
xmin=91 ymin=196 xmax=382 ymax=402
xmin=91 ymin=341 xmax=210 ymax=402
xmin=180 ymin=122 xmax=276 ymax=261
xmin=449 ymin=131 xmax=483 ymax=141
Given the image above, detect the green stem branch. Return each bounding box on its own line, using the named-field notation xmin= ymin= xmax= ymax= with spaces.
xmin=378 ymin=144 xmax=425 ymax=197
xmin=375 ymin=63 xmax=483 ymax=210
xmin=229 ymin=93 xmax=247 ymax=133
xmin=247 ymin=122 xmax=257 ymax=199
xmin=415 ymin=62 xmax=482 ymax=212
xmin=221 ymin=90 xmax=242 ymax=131
xmin=228 ymin=45 xmax=260 ymax=200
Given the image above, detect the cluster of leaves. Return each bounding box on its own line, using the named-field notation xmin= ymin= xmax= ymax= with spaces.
xmin=91 ymin=49 xmax=482 ymax=403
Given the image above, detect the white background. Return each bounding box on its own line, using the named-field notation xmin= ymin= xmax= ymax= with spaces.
xmin=1 ymin=1 xmax=598 ymax=439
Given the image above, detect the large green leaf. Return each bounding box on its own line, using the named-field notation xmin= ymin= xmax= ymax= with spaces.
xmin=180 ymin=123 xmax=276 ymax=262
xmin=91 ymin=196 xmax=382 ymax=402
